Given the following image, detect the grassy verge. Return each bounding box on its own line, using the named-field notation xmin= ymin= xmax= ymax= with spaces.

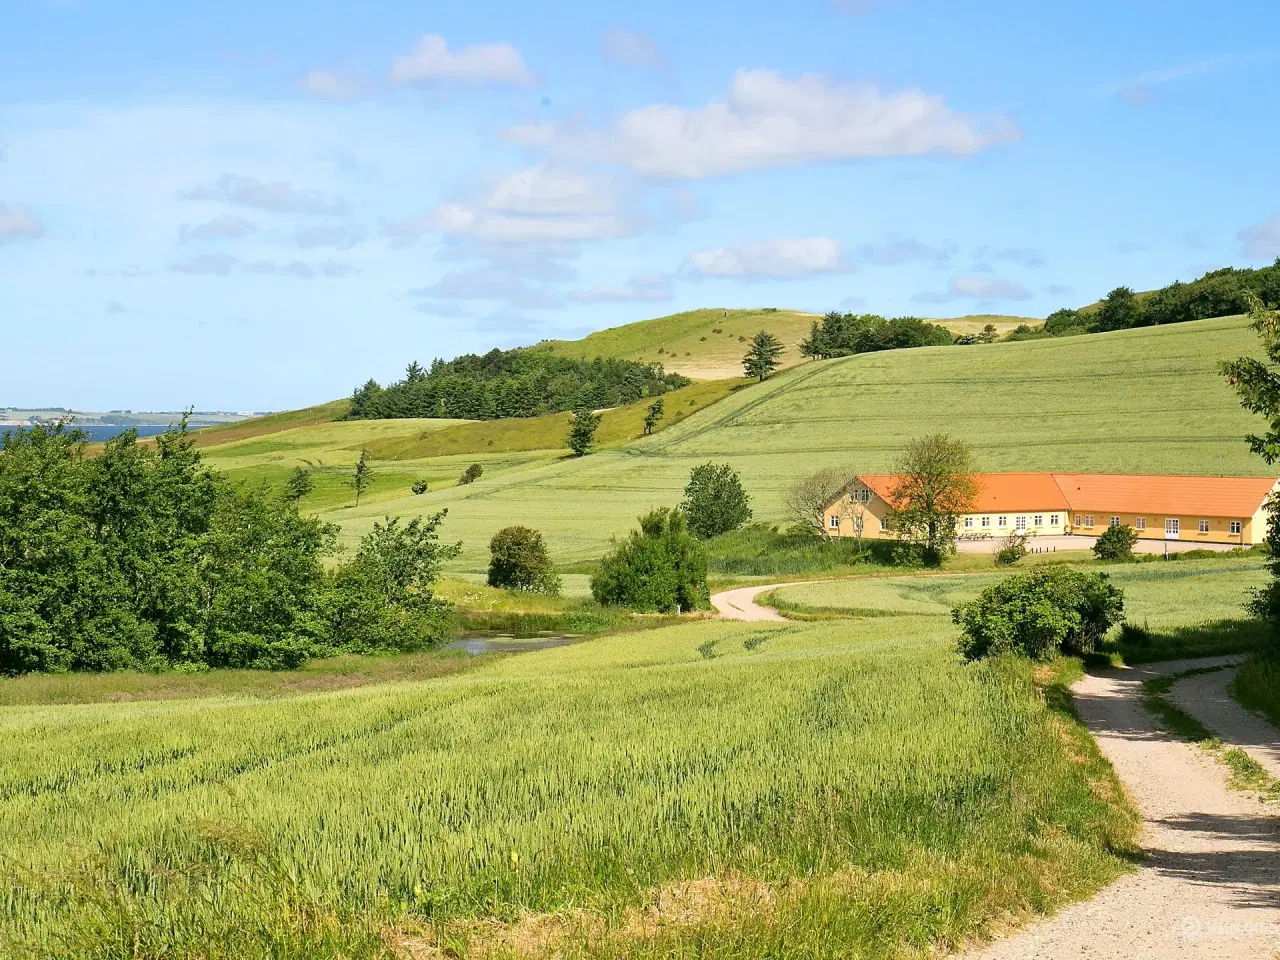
xmin=1141 ymin=667 xmax=1280 ymax=801
xmin=1105 ymin=618 xmax=1273 ymax=664
xmin=1230 ymin=651 xmax=1280 ymax=727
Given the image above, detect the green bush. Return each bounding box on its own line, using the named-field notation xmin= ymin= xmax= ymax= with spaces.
xmin=952 ymin=567 xmax=1125 ymax=661
xmin=458 ymin=463 xmax=483 ymax=485
xmin=487 ymin=526 xmax=560 ymax=594
xmin=411 ymin=479 xmax=429 ymax=495
xmin=1093 ymin=524 xmax=1138 ymax=561
xmin=680 ymin=463 xmax=752 ymax=539
xmin=591 ymin=508 xmax=709 ymax=612
xmin=993 ymin=531 xmax=1029 ymax=566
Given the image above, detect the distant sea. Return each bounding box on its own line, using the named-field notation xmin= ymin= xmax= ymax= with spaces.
xmin=0 ymin=424 xmax=180 ymax=442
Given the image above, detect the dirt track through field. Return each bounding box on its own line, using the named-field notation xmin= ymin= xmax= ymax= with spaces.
xmin=969 ymin=656 xmax=1280 ymax=959
xmin=709 ymin=584 xmax=796 ymax=621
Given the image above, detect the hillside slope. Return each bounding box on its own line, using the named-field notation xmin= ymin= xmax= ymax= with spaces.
xmin=534 ymin=307 xmax=1041 ymax=380
xmin=325 ymin=314 xmax=1269 ymax=569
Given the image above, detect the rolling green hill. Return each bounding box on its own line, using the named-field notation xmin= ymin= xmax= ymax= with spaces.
xmin=534 ymin=307 xmax=1040 ymax=380
xmin=320 ymin=314 xmax=1269 ymax=570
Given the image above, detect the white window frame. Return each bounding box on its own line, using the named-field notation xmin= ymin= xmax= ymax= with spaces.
xmin=1084 ymin=515 xmax=1094 ymax=528
xmin=964 ymin=516 xmax=974 ymax=529
xmin=879 ymin=516 xmax=888 ymax=531
xmin=1198 ymin=519 xmax=1210 ymax=534
xmin=1050 ymin=514 xmax=1060 ymax=527
xmin=1033 ymin=515 xmax=1043 ymax=527
xmin=997 ymin=515 xmax=1008 ymax=528
xmin=981 ymin=516 xmax=991 ymax=528
xmin=1110 ymin=516 xmax=1121 ymax=528
xmin=1015 ymin=516 xmax=1027 ymax=532
xmin=829 ymin=514 xmax=841 ymax=530
xmin=1230 ymin=520 xmax=1242 ymax=535
xmin=1074 ymin=514 xmax=1081 ymax=527
xmin=1135 ymin=517 xmax=1146 ymax=530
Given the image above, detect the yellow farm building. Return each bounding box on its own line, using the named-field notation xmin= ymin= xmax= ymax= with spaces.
xmin=825 ymin=473 xmax=1280 ymax=546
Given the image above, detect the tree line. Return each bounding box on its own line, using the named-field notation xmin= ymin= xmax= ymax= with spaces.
xmin=347 ymin=348 xmax=690 ymax=421
xmin=0 ymin=421 xmax=457 ymax=675
xmin=798 ymin=313 xmax=954 ymax=359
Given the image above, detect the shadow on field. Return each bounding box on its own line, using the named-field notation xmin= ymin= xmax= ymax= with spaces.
xmin=1101 ymin=618 xmax=1272 ymax=665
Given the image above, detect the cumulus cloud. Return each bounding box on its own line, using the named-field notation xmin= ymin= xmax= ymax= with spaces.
xmin=975 ymin=244 xmax=1045 ymax=267
xmin=0 ymin=201 xmax=44 ymax=244
xmin=602 ymin=29 xmax=666 ymax=70
xmin=914 ymin=275 xmax=1033 ymax=302
xmin=384 ymin=166 xmax=631 ymax=245
xmin=390 ymin=34 xmax=533 ymax=86
xmin=518 ymin=70 xmax=1017 ymax=179
xmin=302 ymin=70 xmax=368 ymax=102
xmin=182 ymin=174 xmax=348 ymax=216
xmin=295 ymin=223 xmax=365 ymax=249
xmin=1239 ymin=214 xmax=1280 ymax=260
xmin=180 ymin=214 xmax=256 ymax=243
xmin=687 ymin=237 xmax=846 ymax=280
xmin=169 ymin=254 xmax=239 ymax=276
xmin=411 ymin=268 xmax=563 ymax=310
xmin=856 ymin=236 xmax=952 ymax=266
xmin=573 ymin=273 xmax=674 ymax=303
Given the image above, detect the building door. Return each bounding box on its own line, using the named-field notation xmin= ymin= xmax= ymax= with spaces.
xmin=1165 ymin=518 xmax=1180 ymax=540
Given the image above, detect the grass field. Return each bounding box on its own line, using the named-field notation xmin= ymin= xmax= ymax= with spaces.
xmin=1232 ymin=651 xmax=1280 ymax=727
xmin=0 ymin=611 xmax=1136 ymax=959
xmin=317 ymin=314 xmax=1270 ymax=571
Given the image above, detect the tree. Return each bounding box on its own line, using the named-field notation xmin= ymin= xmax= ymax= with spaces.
xmin=351 ymin=449 xmax=372 ymax=506
xmin=458 ymin=463 xmax=483 ymax=485
xmin=994 ymin=530 xmax=1029 ymax=566
xmin=784 ymin=467 xmax=851 ymax=539
xmin=284 ymin=466 xmax=314 ymax=503
xmin=411 ymin=479 xmax=429 ymax=495
xmin=590 ymin=508 xmax=709 ymax=612
xmin=953 ymin=567 xmax=1124 ymax=661
xmin=567 ymin=407 xmax=601 ymax=457
xmin=643 ymin=397 xmax=665 ymax=435
xmin=1096 ymin=286 xmax=1142 ymax=332
xmin=404 ymin=361 xmax=427 ymax=384
xmin=488 ymin=526 xmax=560 ymax=594
xmin=978 ymin=323 xmax=998 ymax=344
xmin=680 ymin=463 xmax=753 ymax=539
xmin=1093 ymin=524 xmax=1138 ymax=561
xmin=742 ymin=330 xmax=784 ymax=381
xmin=1222 ymin=292 xmax=1280 ymax=621
xmin=889 ymin=434 xmax=981 ymax=563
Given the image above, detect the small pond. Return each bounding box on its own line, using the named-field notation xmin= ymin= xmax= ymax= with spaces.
xmin=448 ymin=633 xmax=583 ymax=655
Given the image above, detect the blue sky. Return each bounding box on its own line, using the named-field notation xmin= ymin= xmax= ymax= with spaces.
xmin=2 ymin=0 xmax=1278 ymax=411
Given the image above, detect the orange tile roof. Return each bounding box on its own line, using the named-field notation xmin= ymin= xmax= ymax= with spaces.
xmin=1052 ymin=474 xmax=1278 ymax=518
xmin=857 ymin=473 xmax=1069 ymax=512
xmin=854 ymin=473 xmax=1277 ymax=518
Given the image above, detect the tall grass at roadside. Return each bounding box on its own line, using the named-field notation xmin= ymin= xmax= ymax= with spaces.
xmin=0 ymin=617 xmax=1136 ymax=959
xmin=1232 ymin=652 xmax=1280 ymax=727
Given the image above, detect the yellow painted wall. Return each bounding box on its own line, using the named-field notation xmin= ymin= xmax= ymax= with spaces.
xmin=1067 ymin=511 xmax=1253 ymax=545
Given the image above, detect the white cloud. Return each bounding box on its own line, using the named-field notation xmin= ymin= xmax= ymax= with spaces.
xmin=169 ymin=254 xmax=239 ymax=275
xmin=390 ymin=34 xmax=533 ymax=86
xmin=856 ymin=236 xmax=952 ymax=266
xmin=180 ymin=214 xmax=256 ymax=242
xmin=301 ymin=70 xmax=368 ymax=102
xmin=412 ymin=268 xmax=563 ymax=309
xmin=295 ymin=223 xmax=365 ymax=248
xmin=687 ymin=237 xmax=846 ymax=280
xmin=573 ymin=273 xmax=674 ymax=303
xmin=523 ymin=70 xmax=1017 ymax=179
xmin=938 ymin=276 xmax=1033 ymax=301
xmin=975 ymin=244 xmax=1045 ymax=267
xmin=383 ymin=166 xmax=631 ymax=245
xmin=182 ymin=174 xmax=348 ymax=216
xmin=1239 ymin=214 xmax=1280 ymax=260
xmin=0 ymin=201 xmax=44 ymax=244
xmin=602 ymin=29 xmax=666 ymax=70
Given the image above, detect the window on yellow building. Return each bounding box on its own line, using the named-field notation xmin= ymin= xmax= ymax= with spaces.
xmin=829 ymin=515 xmax=841 ymax=530
xmin=1231 ymin=520 xmax=1242 ymax=535
xmin=964 ymin=516 xmax=974 ymax=529
xmin=1084 ymin=515 xmax=1094 ymax=527
xmin=1050 ymin=514 xmax=1060 ymax=526
xmin=1110 ymin=516 xmax=1121 ymax=527
xmin=981 ymin=516 xmax=991 ymax=528
xmin=1136 ymin=517 xmax=1146 ymax=530
xmin=1033 ymin=515 xmax=1043 ymax=527
xmin=1074 ymin=515 xmax=1081 ymax=526
xmin=1198 ymin=520 xmax=1210 ymax=534
xmin=997 ymin=516 xmax=1008 ymax=527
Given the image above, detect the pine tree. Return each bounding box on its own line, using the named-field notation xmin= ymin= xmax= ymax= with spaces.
xmin=351 ymin=449 xmax=372 ymax=506
xmin=742 ymin=330 xmax=784 ymax=382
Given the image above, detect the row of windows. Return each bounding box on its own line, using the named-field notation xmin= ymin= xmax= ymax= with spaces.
xmin=1074 ymin=515 xmax=1243 ymax=535
xmin=964 ymin=514 xmax=1061 ymax=530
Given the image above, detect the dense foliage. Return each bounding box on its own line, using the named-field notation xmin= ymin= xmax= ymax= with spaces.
xmin=952 ymin=567 xmax=1125 ymax=660
xmin=591 ymin=508 xmax=710 ymax=612
xmin=743 ymin=329 xmax=785 ymax=380
xmin=566 ymin=407 xmax=601 ymax=456
xmin=1222 ymin=292 xmax=1280 ymax=623
xmin=889 ymin=434 xmax=981 ymax=562
xmin=347 ymin=349 xmax=690 ymax=421
xmin=0 ymin=423 xmax=456 ymax=675
xmin=487 ymin=525 xmax=559 ymax=594
xmin=799 ymin=312 xmax=954 ymax=359
xmin=1092 ymin=524 xmax=1138 ymax=561
xmin=680 ymin=463 xmax=753 ymax=539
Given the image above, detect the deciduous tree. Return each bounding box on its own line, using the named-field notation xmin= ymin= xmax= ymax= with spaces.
xmin=889 ymin=434 xmax=980 ymax=563
xmin=643 ymin=397 xmax=665 ymax=435
xmin=680 ymin=463 xmax=752 ymax=539
xmin=351 ymin=449 xmax=372 ymax=506
xmin=567 ymin=407 xmax=601 ymax=457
